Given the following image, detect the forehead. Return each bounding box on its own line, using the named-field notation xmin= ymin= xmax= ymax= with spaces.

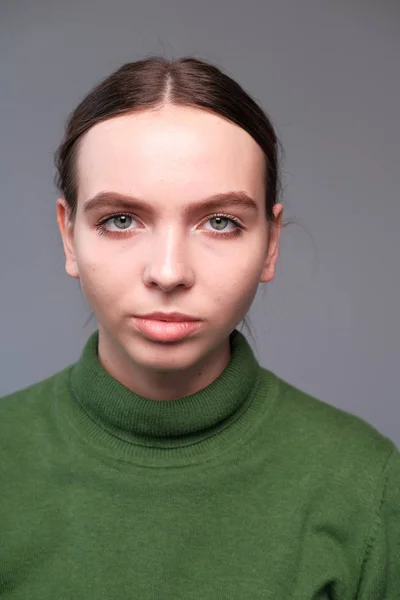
xmin=76 ymin=105 xmax=265 ymax=203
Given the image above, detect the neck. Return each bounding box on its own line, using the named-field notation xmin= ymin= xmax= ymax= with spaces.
xmin=97 ymin=327 xmax=232 ymax=401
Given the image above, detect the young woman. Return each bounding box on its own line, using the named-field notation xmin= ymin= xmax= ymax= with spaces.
xmin=1 ymin=57 xmax=399 ymax=599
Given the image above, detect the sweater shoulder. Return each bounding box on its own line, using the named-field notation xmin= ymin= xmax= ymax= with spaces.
xmin=258 ymin=366 xmax=396 ymax=466
xmin=0 ymin=366 xmax=72 ymax=435
xmin=0 ymin=366 xmax=71 ymax=404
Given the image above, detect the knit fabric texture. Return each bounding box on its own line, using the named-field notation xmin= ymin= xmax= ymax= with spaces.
xmin=1 ymin=328 xmax=399 ymax=599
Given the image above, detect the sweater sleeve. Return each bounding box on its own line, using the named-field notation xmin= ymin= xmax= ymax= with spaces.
xmin=356 ymin=444 xmax=400 ymax=599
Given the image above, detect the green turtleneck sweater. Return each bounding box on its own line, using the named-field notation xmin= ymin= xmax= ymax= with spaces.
xmin=1 ymin=329 xmax=399 ymax=599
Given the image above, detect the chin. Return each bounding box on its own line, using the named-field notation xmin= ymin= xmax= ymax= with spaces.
xmin=130 ymin=340 xmax=205 ymax=372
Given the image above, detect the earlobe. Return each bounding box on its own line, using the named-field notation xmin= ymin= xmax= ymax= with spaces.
xmin=260 ymin=233 xmax=279 ymax=283
xmin=259 ymin=203 xmax=283 ymax=284
xmin=56 ymin=198 xmax=80 ymax=280
xmin=259 ymin=261 xmax=275 ymax=284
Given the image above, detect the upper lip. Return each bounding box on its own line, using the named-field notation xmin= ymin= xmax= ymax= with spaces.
xmin=136 ymin=312 xmax=200 ymax=322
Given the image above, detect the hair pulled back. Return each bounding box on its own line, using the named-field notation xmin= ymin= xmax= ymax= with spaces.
xmin=54 ymin=56 xmax=284 ymax=227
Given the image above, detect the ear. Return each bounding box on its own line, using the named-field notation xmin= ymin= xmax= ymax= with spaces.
xmin=259 ymin=203 xmax=284 ymax=283
xmin=56 ymin=198 xmax=80 ymax=279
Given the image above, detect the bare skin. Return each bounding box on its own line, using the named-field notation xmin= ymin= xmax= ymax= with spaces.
xmin=57 ymin=104 xmax=283 ymax=400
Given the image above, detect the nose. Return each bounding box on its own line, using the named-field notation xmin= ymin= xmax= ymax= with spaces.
xmin=142 ymin=226 xmax=195 ymax=292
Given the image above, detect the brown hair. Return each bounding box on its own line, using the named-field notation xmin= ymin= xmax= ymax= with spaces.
xmin=54 ymin=55 xmax=284 ymax=228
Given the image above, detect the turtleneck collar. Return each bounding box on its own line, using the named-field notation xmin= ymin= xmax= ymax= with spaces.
xmin=64 ymin=328 xmax=275 ymax=466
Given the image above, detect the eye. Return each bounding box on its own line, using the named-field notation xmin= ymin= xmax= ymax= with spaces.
xmin=208 ymin=216 xmax=231 ymax=231
xmin=203 ymin=214 xmax=244 ymax=234
xmin=95 ymin=214 xmax=139 ymax=235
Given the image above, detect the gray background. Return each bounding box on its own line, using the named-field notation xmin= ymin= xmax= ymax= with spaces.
xmin=1 ymin=0 xmax=399 ymax=447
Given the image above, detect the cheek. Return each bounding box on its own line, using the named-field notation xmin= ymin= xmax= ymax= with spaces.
xmin=204 ymin=249 xmax=264 ymax=307
xmin=75 ymin=245 xmax=129 ymax=309
xmin=205 ymin=239 xmax=266 ymax=282
xmin=76 ymin=234 xmax=126 ymax=278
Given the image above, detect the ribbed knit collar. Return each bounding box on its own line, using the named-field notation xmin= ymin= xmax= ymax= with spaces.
xmin=65 ymin=328 xmax=273 ymax=466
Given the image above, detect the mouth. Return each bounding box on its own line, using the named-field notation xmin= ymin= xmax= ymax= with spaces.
xmin=133 ymin=316 xmax=202 ymax=343
xmin=136 ymin=312 xmax=199 ymax=322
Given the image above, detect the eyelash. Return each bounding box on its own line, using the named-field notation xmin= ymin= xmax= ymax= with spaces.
xmin=95 ymin=212 xmax=245 ymax=238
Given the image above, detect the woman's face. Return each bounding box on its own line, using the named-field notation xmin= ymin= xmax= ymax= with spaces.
xmin=57 ymin=105 xmax=283 ymax=375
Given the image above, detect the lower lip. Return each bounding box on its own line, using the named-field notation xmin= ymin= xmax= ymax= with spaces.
xmin=133 ymin=318 xmax=201 ymax=342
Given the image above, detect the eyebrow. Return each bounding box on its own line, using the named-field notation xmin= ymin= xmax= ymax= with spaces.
xmin=82 ymin=190 xmax=259 ymax=217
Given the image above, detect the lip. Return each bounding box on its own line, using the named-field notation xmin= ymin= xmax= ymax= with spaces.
xmin=133 ymin=316 xmax=201 ymax=342
xmin=136 ymin=312 xmax=200 ymax=322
